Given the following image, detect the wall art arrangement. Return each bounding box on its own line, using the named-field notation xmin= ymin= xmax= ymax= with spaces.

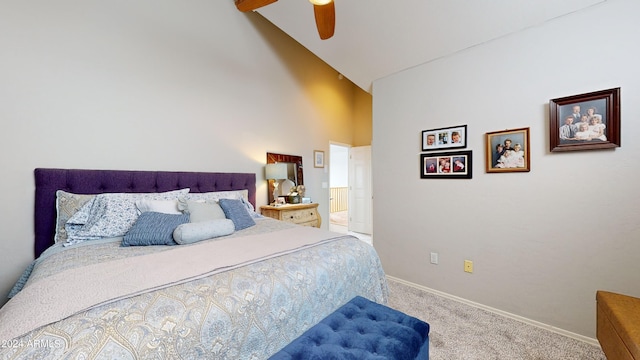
xmin=421 ymin=125 xmax=467 ymax=151
xmin=419 ymin=87 xmax=620 ymax=178
xmin=420 ymin=150 xmax=472 ymax=179
xmin=485 ymin=127 xmax=530 ymax=173
xmin=549 ymin=87 xmax=621 ymax=152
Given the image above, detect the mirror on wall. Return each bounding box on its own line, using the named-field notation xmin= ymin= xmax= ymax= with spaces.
xmin=266 ymin=152 xmax=303 ymax=204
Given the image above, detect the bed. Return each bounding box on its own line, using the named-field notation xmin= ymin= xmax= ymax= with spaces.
xmin=0 ymin=168 xmax=388 ymax=359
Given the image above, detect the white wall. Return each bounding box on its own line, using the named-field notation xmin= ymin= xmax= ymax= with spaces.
xmin=0 ymin=1 xmax=362 ymax=304
xmin=373 ymin=0 xmax=640 ymax=339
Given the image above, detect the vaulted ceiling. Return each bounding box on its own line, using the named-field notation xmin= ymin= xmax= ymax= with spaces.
xmin=253 ymin=0 xmax=605 ymax=92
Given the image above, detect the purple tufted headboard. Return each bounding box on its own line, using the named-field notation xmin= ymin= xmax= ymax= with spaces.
xmin=34 ymin=168 xmax=256 ymax=259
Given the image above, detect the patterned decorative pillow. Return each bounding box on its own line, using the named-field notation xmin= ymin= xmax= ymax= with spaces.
xmin=122 ymin=212 xmax=189 ymax=247
xmin=66 ymin=189 xmax=190 ymax=242
xmin=177 ymin=199 xmax=226 ymax=222
xmin=185 ymin=190 xmax=248 ymax=203
xmin=54 ymin=191 xmax=96 ymax=243
xmin=173 ymin=219 xmax=235 ymax=245
xmin=219 ymin=198 xmax=256 ymax=230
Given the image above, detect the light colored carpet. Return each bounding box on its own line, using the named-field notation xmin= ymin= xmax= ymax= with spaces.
xmin=330 ymin=210 xmax=348 ymax=226
xmin=386 ymin=278 xmax=606 ymax=360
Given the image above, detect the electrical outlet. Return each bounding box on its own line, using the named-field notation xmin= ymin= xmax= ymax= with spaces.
xmin=464 ymin=260 xmax=473 ymax=273
xmin=430 ymin=252 xmax=438 ymax=265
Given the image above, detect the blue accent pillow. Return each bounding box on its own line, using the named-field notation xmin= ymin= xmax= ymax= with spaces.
xmin=122 ymin=212 xmax=190 ymax=247
xmin=219 ymin=198 xmax=256 ymax=230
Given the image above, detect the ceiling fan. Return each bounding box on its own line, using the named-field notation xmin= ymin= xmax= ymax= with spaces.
xmin=235 ymin=0 xmax=335 ymax=40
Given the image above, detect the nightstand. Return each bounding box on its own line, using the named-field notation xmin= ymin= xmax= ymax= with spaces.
xmin=260 ymin=203 xmax=321 ymax=228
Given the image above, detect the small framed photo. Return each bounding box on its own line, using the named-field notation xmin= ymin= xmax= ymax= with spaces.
xmin=485 ymin=127 xmax=530 ymax=173
xmin=421 ymin=125 xmax=467 ymax=151
xmin=313 ymin=150 xmax=325 ymax=168
xmin=275 ymin=197 xmax=286 ymax=205
xmin=420 ymin=150 xmax=472 ymax=179
xmin=549 ymin=87 xmax=620 ymax=152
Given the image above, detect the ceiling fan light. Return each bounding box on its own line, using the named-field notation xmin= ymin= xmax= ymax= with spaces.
xmin=309 ymin=0 xmax=332 ymax=5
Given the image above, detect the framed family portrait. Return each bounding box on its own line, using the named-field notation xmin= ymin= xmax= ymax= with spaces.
xmin=421 ymin=125 xmax=467 ymax=151
xmin=549 ymin=87 xmax=620 ymax=152
xmin=420 ymin=150 xmax=472 ymax=179
xmin=485 ymin=127 xmax=530 ymax=173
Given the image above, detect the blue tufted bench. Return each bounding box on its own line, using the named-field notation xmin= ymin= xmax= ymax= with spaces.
xmin=270 ymin=296 xmax=430 ymax=360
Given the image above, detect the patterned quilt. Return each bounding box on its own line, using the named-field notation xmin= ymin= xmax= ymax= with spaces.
xmin=0 ymin=219 xmax=388 ymax=359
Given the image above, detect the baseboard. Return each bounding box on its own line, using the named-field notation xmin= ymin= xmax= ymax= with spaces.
xmin=386 ymin=275 xmax=601 ymax=347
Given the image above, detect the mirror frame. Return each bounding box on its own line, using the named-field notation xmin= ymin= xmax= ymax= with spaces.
xmin=266 ymin=152 xmax=304 ymax=204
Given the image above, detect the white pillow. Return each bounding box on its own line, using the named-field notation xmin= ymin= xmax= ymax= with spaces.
xmin=173 ymin=219 xmax=235 ymax=245
xmin=135 ymin=199 xmax=181 ymax=214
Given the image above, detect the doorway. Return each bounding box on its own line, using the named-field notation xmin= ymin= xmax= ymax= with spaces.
xmin=329 ymin=144 xmax=349 ymax=232
xmin=329 ymin=143 xmax=372 ymax=243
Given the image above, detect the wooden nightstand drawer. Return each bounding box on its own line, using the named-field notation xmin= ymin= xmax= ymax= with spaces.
xmin=280 ymin=208 xmax=318 ymax=224
xmin=260 ymin=203 xmax=321 ymax=228
xmin=298 ymin=219 xmax=319 ymax=227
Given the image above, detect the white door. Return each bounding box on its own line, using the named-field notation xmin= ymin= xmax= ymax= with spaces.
xmin=348 ymin=146 xmax=372 ymax=234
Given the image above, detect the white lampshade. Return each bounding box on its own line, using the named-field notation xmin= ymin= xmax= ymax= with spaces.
xmin=265 ymin=163 xmax=288 ymax=180
xmin=309 ymin=0 xmax=332 ymax=5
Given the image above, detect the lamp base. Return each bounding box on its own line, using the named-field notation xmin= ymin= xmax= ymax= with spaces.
xmin=272 ymin=180 xmax=281 ymax=205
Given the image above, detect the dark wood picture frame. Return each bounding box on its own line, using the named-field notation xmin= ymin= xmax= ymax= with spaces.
xmin=420 ymin=150 xmax=472 ymax=179
xmin=485 ymin=127 xmax=531 ymax=173
xmin=549 ymin=87 xmax=620 ymax=152
xmin=421 ymin=125 xmax=467 ymax=151
xmin=266 ymin=152 xmax=303 ymax=205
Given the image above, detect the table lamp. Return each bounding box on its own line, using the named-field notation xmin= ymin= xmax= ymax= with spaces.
xmin=265 ymin=163 xmax=288 ymax=204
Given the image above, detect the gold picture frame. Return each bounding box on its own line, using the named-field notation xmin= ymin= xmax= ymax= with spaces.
xmin=313 ymin=150 xmax=325 ymax=168
xmin=485 ymin=128 xmax=530 ymax=173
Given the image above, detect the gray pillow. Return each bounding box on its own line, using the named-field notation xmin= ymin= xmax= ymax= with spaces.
xmin=173 ymin=219 xmax=235 ymax=245
xmin=219 ymin=198 xmax=256 ymax=230
xmin=177 ymin=199 xmax=226 ymax=222
xmin=121 ymin=212 xmax=189 ymax=247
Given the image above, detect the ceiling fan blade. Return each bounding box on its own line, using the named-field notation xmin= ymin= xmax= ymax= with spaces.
xmin=313 ymin=2 xmax=335 ymax=40
xmin=235 ymin=0 xmax=278 ymax=12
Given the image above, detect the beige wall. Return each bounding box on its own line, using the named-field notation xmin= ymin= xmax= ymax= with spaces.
xmin=353 ymin=90 xmax=373 ymax=146
xmin=373 ymin=0 xmax=640 ymax=340
xmin=0 ymin=1 xmax=363 ymax=304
